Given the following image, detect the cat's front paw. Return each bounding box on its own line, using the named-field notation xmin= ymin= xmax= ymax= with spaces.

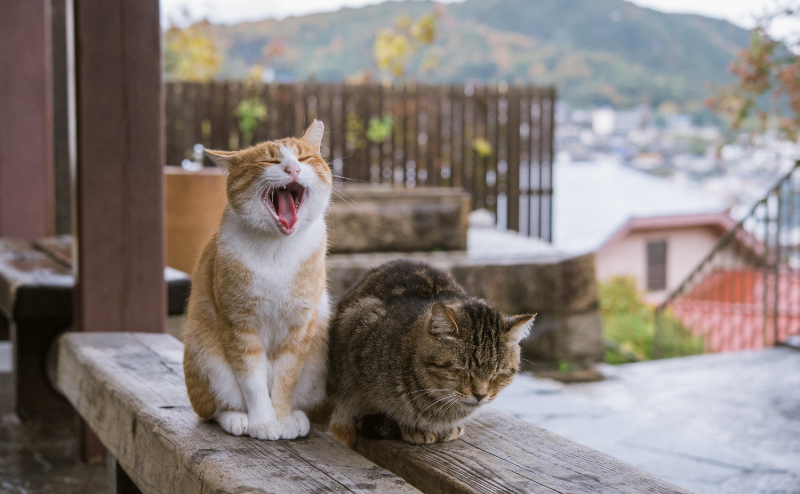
xmin=437 ymin=426 xmax=464 ymax=442
xmin=248 ymin=420 xmax=282 ymax=441
xmin=215 ymin=411 xmax=249 ymax=436
xmin=401 ymin=429 xmax=437 ymax=445
xmin=279 ymin=410 xmax=310 ymax=439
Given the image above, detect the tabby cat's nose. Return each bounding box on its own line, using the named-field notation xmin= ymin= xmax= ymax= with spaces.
xmin=473 ymin=392 xmax=487 ymax=402
xmin=284 ymin=162 xmax=300 ymax=181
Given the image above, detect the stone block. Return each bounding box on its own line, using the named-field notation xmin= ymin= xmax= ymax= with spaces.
xmin=328 ymin=185 xmax=470 ymax=253
xmin=327 ymin=250 xmax=603 ymax=365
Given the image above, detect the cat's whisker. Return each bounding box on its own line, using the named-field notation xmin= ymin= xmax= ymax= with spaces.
xmin=330 ymin=188 xmax=363 ymax=211
xmin=433 ymin=396 xmax=458 ymax=421
xmin=332 ymin=174 xmax=369 ymax=183
xmin=413 ymin=394 xmax=454 ymax=429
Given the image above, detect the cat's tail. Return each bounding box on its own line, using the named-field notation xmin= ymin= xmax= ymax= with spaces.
xmin=356 ymin=414 xmax=401 ymax=440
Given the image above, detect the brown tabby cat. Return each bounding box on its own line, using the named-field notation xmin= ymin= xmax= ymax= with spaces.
xmin=183 ymin=120 xmax=332 ymax=441
xmin=327 ymin=259 xmax=534 ymax=447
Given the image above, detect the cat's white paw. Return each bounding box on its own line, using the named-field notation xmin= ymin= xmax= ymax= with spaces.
xmin=248 ymin=420 xmax=282 ymax=441
xmin=215 ymin=411 xmax=249 ymax=436
xmin=282 ymin=410 xmax=310 ymax=439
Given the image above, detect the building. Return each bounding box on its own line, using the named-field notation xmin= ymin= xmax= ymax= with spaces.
xmin=553 ymin=161 xmax=740 ymax=304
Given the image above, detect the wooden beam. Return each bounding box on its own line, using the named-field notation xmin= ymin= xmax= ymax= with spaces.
xmin=0 ymin=0 xmax=56 ymax=239
xmin=355 ymin=410 xmax=694 ymax=494
xmin=73 ymin=0 xmax=165 ymax=335
xmin=56 ymin=332 xmax=420 ymax=494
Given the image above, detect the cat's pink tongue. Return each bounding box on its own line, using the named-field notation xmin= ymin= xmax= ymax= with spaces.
xmin=276 ymin=189 xmax=298 ymax=230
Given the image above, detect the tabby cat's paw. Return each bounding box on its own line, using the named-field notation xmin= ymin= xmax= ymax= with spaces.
xmin=216 ymin=411 xmax=249 ymax=436
xmin=248 ymin=420 xmax=282 ymax=441
xmin=437 ymin=426 xmax=464 ymax=442
xmin=279 ymin=411 xmax=310 ymax=440
xmin=401 ymin=429 xmax=437 ymax=445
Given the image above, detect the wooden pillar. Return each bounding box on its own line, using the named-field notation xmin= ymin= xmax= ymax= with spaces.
xmin=73 ymin=0 xmax=165 ymax=460
xmin=0 ymin=0 xmax=56 ymax=239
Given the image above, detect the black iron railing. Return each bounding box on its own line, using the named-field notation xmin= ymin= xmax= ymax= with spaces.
xmin=654 ymin=161 xmax=800 ymax=356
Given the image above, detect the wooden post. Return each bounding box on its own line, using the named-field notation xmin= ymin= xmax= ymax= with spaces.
xmin=0 ymin=0 xmax=56 ymax=239
xmin=73 ymin=0 xmax=165 ymax=460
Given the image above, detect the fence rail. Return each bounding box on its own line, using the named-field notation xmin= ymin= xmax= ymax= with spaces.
xmin=655 ymin=162 xmax=800 ymax=355
xmin=165 ymin=81 xmax=556 ymax=239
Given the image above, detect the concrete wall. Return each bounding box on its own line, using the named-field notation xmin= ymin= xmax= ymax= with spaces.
xmin=596 ymin=225 xmax=721 ymax=305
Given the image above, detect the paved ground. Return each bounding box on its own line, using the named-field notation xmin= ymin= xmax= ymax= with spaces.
xmin=494 ymin=346 xmax=800 ymax=494
xmin=0 ymin=341 xmax=106 ymax=494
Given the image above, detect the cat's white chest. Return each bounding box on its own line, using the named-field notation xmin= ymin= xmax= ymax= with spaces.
xmin=220 ymin=216 xmax=324 ymax=336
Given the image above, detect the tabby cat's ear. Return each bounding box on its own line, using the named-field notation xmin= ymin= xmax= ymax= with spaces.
xmin=504 ymin=313 xmax=535 ymax=345
xmin=301 ymin=119 xmax=324 ymax=151
xmin=428 ymin=303 xmax=459 ymax=337
xmin=204 ymin=149 xmax=238 ymax=170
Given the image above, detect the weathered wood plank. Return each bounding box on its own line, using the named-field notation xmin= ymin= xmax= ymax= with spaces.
xmin=354 ymin=408 xmax=694 ymax=494
xmin=56 ymin=332 xmax=419 ymax=494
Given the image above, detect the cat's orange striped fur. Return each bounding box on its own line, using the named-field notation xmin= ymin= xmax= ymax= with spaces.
xmin=183 ymin=120 xmax=332 ymax=440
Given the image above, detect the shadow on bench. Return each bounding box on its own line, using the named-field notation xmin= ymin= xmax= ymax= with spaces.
xmin=56 ymin=332 xmax=693 ymax=494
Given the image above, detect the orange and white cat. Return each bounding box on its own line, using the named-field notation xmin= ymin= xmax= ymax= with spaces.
xmin=183 ymin=120 xmax=331 ymax=440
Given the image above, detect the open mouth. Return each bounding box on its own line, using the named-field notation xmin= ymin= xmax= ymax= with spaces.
xmin=262 ymin=182 xmax=307 ymax=235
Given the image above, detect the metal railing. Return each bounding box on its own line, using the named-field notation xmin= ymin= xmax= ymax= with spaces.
xmin=654 ymin=161 xmax=800 ymax=356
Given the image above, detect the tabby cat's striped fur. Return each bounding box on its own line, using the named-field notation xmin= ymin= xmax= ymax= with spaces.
xmin=327 ymin=260 xmax=534 ymax=447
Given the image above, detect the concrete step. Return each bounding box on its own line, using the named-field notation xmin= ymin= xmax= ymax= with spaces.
xmin=494 ymin=348 xmax=800 ymax=494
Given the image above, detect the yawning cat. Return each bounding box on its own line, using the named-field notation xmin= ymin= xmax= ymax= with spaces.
xmin=183 ymin=120 xmax=332 ymax=440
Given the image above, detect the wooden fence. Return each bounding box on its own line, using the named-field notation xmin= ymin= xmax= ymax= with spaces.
xmin=166 ymin=82 xmax=555 ymax=239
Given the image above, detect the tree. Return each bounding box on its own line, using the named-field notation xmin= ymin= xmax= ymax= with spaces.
xmin=708 ymin=4 xmax=800 ymax=141
xmin=164 ymin=19 xmax=222 ymax=82
xmin=373 ymin=10 xmax=440 ymax=83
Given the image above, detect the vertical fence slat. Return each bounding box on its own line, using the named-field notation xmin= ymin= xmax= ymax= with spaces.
xmin=506 ymin=86 xmax=521 ymax=232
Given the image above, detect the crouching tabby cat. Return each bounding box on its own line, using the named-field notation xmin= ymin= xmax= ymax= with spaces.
xmin=327 ymin=260 xmax=534 ymax=447
xmin=183 ymin=120 xmax=331 ymax=441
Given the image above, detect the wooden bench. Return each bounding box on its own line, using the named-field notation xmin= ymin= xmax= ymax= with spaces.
xmin=0 ymin=236 xmax=190 ymax=417
xmin=56 ymin=332 xmax=694 ymax=494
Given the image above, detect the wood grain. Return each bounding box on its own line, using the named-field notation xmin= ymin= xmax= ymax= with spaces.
xmin=74 ymin=0 xmax=165 ymax=336
xmin=56 ymin=332 xmax=419 ymax=494
xmin=354 ymin=408 xmax=694 ymax=494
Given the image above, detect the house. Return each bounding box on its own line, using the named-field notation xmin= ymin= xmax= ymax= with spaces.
xmin=553 ymin=161 xmax=740 ymax=304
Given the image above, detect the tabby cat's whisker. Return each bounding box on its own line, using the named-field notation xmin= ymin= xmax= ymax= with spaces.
xmin=413 ymin=394 xmax=454 ymax=428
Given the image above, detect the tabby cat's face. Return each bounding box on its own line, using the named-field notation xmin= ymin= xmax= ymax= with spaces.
xmin=205 ymin=120 xmax=332 ymax=236
xmin=417 ymin=301 xmax=533 ymax=407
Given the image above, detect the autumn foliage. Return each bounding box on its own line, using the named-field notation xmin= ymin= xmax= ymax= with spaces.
xmin=708 ymin=6 xmax=800 ymax=141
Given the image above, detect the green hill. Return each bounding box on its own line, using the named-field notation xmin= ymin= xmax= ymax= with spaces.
xmin=207 ymin=0 xmax=750 ymax=109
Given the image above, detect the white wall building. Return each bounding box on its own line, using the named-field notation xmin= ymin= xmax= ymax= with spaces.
xmin=553 ymin=161 xmax=736 ymax=304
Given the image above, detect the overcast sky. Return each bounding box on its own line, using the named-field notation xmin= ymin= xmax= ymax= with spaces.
xmin=161 ymin=0 xmax=799 ymax=40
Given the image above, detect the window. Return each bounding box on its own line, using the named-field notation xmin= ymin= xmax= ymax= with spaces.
xmin=646 ymin=240 xmax=667 ymax=291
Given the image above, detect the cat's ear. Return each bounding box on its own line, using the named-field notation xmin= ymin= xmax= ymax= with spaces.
xmin=301 ymin=119 xmax=324 ymax=151
xmin=204 ymin=149 xmax=238 ymax=170
xmin=504 ymin=313 xmax=535 ymax=345
xmin=428 ymin=303 xmax=459 ymax=337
